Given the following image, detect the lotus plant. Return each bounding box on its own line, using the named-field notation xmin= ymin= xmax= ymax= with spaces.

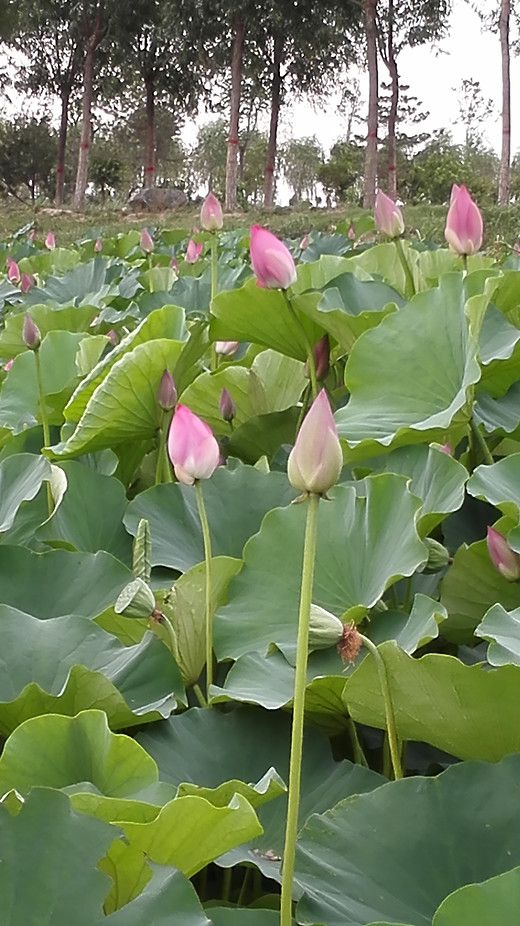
xmin=445 ymin=184 xmax=483 ymax=264
xmin=487 ymin=527 xmax=520 ymax=581
xmin=156 ymin=370 xmax=177 ymax=485
xmin=44 ymin=231 xmax=55 ymax=250
xmin=200 ymin=191 xmax=223 ymax=232
xmin=23 ymin=313 xmax=52 ymax=515
xmin=375 ymin=189 xmax=414 ymax=298
xmin=185 ymin=239 xmax=203 ymax=264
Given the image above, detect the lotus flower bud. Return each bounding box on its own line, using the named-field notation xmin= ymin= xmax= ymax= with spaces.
xmin=168 ymin=403 xmax=220 ymax=485
xmin=115 ymin=577 xmax=157 ymax=619
xmin=107 ymin=329 xmax=118 ymax=345
xmin=22 ymin=313 xmax=41 ymax=351
xmin=300 ymin=235 xmax=309 ymax=250
xmin=170 ymin=254 xmax=179 ymax=270
xmin=4 ymin=358 xmax=14 ymax=372
xmin=185 ymin=239 xmax=203 ymax=263
xmin=444 ymin=184 xmax=483 ymax=256
xmin=7 ymin=260 xmax=20 ymax=284
xmin=287 ymin=389 xmax=343 ymax=496
xmin=308 ymin=604 xmax=344 ymax=651
xmin=140 ymin=228 xmax=154 ymax=253
xmin=374 ymin=190 xmax=405 ymax=238
xmin=219 ymin=387 xmax=236 ymax=423
xmin=347 ymin=223 xmax=356 ymax=240
xmin=439 ymin=442 xmax=452 ymax=455
xmin=157 ymin=370 xmax=177 ymax=411
xmin=250 ymin=225 xmax=297 ymax=289
xmin=201 ymin=192 xmax=223 ymax=231
xmin=486 ymin=527 xmax=520 ymax=581
xmin=215 ymin=340 xmax=239 ymax=356
xmin=94 ymin=237 xmax=103 ymax=252
xmin=304 ymin=334 xmax=330 ymax=381
xmin=45 ymin=231 xmax=55 ymax=250
xmin=419 ymin=537 xmax=450 ymax=574
xmin=21 ymin=272 xmax=35 ymax=293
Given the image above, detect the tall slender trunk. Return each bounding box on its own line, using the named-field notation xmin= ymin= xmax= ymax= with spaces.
xmin=363 ymin=0 xmax=378 ymax=208
xmin=264 ymin=32 xmax=283 ymax=208
xmin=144 ymin=74 xmax=156 ymax=189
xmin=498 ymin=0 xmax=511 ymax=205
xmin=225 ymin=12 xmax=245 ymax=211
xmin=73 ymin=3 xmax=104 ymax=212
xmin=55 ymin=89 xmax=70 ymax=205
xmin=386 ymin=0 xmax=398 ymax=200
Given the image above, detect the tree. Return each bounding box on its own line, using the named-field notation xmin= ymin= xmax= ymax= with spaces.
xmin=363 ymin=0 xmax=379 ymax=207
xmin=318 ymin=139 xmax=364 ymax=203
xmin=73 ymin=1 xmax=109 ymax=211
xmin=406 ymin=129 xmax=499 ymax=204
xmin=0 ymin=117 xmax=56 ymax=201
xmin=498 ymin=0 xmax=511 ymax=203
xmin=281 ymin=136 xmax=324 ymax=204
xmin=455 ymin=77 xmax=495 ymax=151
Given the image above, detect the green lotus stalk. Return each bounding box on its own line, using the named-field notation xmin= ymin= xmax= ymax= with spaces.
xmin=394 ymin=237 xmax=416 ymax=299
xmin=280 ymin=492 xmax=320 ymax=926
xmin=469 ymin=416 xmax=494 ymax=466
xmin=195 ymin=479 xmax=214 ymax=702
xmin=358 ymin=633 xmax=403 ymax=781
xmin=24 ymin=315 xmax=53 ymax=517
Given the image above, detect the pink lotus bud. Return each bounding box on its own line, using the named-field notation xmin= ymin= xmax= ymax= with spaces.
xmin=167 ymin=404 xmax=220 ymax=485
xmin=8 ymin=260 xmax=20 ymax=283
xmin=140 ymin=228 xmax=154 ymax=253
xmin=21 ymin=272 xmax=35 ymax=293
xmin=45 ymin=231 xmax=55 ymax=250
xmin=300 ymin=235 xmax=309 ymax=250
xmin=186 ymin=239 xmax=203 ymax=263
xmin=219 ymin=387 xmax=236 ymax=422
xmin=170 ymin=255 xmax=179 ymax=271
xmin=287 ymin=389 xmax=343 ymax=495
xmin=514 ymin=241 xmax=520 ymax=257
xmin=157 ymin=370 xmax=177 ymax=411
xmin=215 ymin=340 xmax=239 ymax=356
xmin=193 ymin=226 xmax=200 ymax=235
xmin=486 ymin=527 xmax=520 ymax=581
xmin=347 ymin=223 xmax=356 ymax=240
xmin=445 ymin=184 xmax=483 ymax=256
xmin=250 ymin=225 xmax=297 ymax=289
xmin=107 ymin=329 xmax=118 ymax=345
xmin=22 ymin=313 xmax=41 ymax=351
xmin=439 ymin=442 xmax=452 ymax=455
xmin=4 ymin=358 xmax=14 ymax=372
xmin=313 ymin=334 xmax=330 ymax=381
xmin=201 ymin=192 xmax=223 ymax=232
xmin=94 ymin=237 xmax=103 ymax=252
xmin=28 ymin=230 xmax=36 ymax=241
xmin=374 ymin=190 xmax=405 ymax=238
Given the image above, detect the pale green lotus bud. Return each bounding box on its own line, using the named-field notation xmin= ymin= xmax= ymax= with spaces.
xmin=420 ymin=537 xmax=450 ymax=574
xmin=308 ymin=604 xmax=344 ymax=651
xmin=115 ymin=577 xmax=156 ymax=619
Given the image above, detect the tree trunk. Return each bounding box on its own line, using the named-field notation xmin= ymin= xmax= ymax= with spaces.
xmin=264 ymin=32 xmax=283 ymax=209
xmin=498 ymin=0 xmax=511 ymax=205
xmin=386 ymin=0 xmax=398 ymax=200
xmin=73 ymin=3 xmax=104 ymax=212
xmin=144 ymin=74 xmax=156 ymax=189
xmin=225 ymin=12 xmax=245 ymax=211
xmin=363 ymin=0 xmax=378 ymax=209
xmin=55 ymin=89 xmax=70 ymax=206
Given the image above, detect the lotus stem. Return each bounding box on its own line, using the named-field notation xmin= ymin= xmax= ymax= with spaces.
xmin=34 ymin=348 xmax=53 ymax=516
xmin=195 ymin=479 xmax=214 ymax=702
xmin=358 ymin=634 xmax=403 ymax=781
xmin=394 ymin=237 xmax=416 ymax=299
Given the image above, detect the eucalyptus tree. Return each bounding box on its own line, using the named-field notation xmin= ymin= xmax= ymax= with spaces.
xmin=280 ymin=136 xmax=324 ymax=204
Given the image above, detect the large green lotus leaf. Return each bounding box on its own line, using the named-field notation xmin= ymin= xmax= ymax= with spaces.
xmin=295 ymin=273 xmax=402 ymax=351
xmin=0 ymin=330 xmax=86 ymax=433
xmin=0 ymin=546 xmax=132 ymax=617
xmin=478 ymin=300 xmax=520 ymax=365
xmin=368 ymin=594 xmax=448 ymax=652
xmin=344 ymin=641 xmax=520 ymax=761
xmin=124 ymin=464 xmax=296 ymax=572
xmin=136 ymin=706 xmax=383 ymax=881
xmin=479 ymin=340 xmax=520 ymax=397
xmin=0 ymin=608 xmax=183 ymax=734
xmin=178 ymin=366 xmax=255 ymax=431
xmin=355 ymin=240 xmax=421 ymax=293
xmin=51 ymin=338 xmax=184 ymax=457
xmin=416 ymin=247 xmax=459 ymax=284
xmin=209 ymin=277 xmax=321 ymax=361
xmin=0 ymin=303 xmax=99 ymax=359
xmin=440 ymin=539 xmax=520 ymax=640
xmin=355 ymin=444 xmax=468 ymax=535
xmin=432 ymin=867 xmax=520 ymax=926
xmin=0 ymin=453 xmax=55 ymax=533
xmin=121 ymin=792 xmax=261 ymax=878
xmin=214 ymin=477 xmax=425 ymax=661
xmin=334 ymin=274 xmax=483 ymax=456
xmin=25 ymin=256 xmax=116 ymax=306
xmin=63 ymin=304 xmax=186 ymax=422
xmin=293 ymin=253 xmax=370 ymax=293
xmin=35 ymin=460 xmax=132 ymax=563
xmin=475 ymin=603 xmax=520 ymax=666
xmin=0 ymin=787 xmax=116 ymax=926
xmin=474 ymin=383 xmax=520 ymax=436
xmin=209 ymin=910 xmax=279 ymax=925
xmin=467 ymin=456 xmax=520 ymax=554
xmin=226 ymin=408 xmax=300 ymax=464
xmin=177 ymin=767 xmax=286 ymax=810
xmin=21 ymin=245 xmax=80 ymax=276
xmin=101 ymin=863 xmax=211 ymax=925
xmin=156 ymin=556 xmax=242 ymax=687
xmin=295 ymin=753 xmax=520 ymax=926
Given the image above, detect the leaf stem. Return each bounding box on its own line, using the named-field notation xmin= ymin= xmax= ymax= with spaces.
xmin=34 ymin=348 xmax=53 ymax=516
xmin=358 ymin=634 xmax=403 ymax=780
xmin=280 ymin=492 xmax=320 ymax=926
xmin=193 ymin=683 xmax=208 ymax=709
xmin=469 ymin=415 xmax=494 ymax=466
xmin=282 ymin=290 xmax=318 ymax=399
xmin=195 ymin=479 xmax=214 ymax=702
xmin=346 ymin=716 xmax=368 ymax=767
xmin=394 ymin=237 xmax=416 ymax=299
xmin=210 ymin=232 xmax=219 ymax=372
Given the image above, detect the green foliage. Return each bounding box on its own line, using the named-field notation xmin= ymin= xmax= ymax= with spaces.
xmin=0 ymin=117 xmax=56 ymax=201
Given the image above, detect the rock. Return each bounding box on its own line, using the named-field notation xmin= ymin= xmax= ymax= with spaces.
xmin=127 ymin=188 xmax=188 ymax=212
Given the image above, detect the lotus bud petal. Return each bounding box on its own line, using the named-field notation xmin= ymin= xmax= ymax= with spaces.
xmin=185 ymin=239 xmax=203 ymax=263
xmin=287 ymin=389 xmax=343 ymax=495
xmin=45 ymin=231 xmax=55 ymax=250
xmin=374 ymin=190 xmax=405 ymax=238
xmin=168 ymin=403 xmax=220 ymax=485
xmin=158 ymin=370 xmax=177 ymax=411
xmin=21 ymin=272 xmax=35 ymax=293
xmin=140 ymin=228 xmax=154 ymax=253
xmin=308 ymin=604 xmax=344 ymax=651
xmin=4 ymin=358 xmax=14 ymax=372
xmin=250 ymin=225 xmax=297 ymax=289
xmin=439 ymin=442 xmax=452 ymax=455
xmin=444 ymin=184 xmax=483 ymax=255
xmin=94 ymin=237 xmax=103 ymax=252
xmin=8 ymin=260 xmax=20 ymax=283
xmin=219 ymin=387 xmax=236 ymax=422
xmin=215 ymin=340 xmax=239 ymax=356
xmin=299 ymin=235 xmax=309 ymax=250
xmin=201 ymin=192 xmax=223 ymax=231
xmin=22 ymin=313 xmax=41 ymax=350
xmin=486 ymin=527 xmax=520 ymax=581
xmin=170 ymin=254 xmax=179 ymax=270
xmin=107 ymin=329 xmax=118 ymax=345
xmin=419 ymin=537 xmax=450 ymax=574
xmin=347 ymin=223 xmax=356 ymax=240
xmin=313 ymin=334 xmax=330 ymax=381
xmin=115 ymin=577 xmax=156 ymax=619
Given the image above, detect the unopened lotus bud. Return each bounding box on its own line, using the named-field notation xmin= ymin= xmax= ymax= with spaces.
xmin=4 ymin=358 xmax=14 ymax=372
xmin=347 ymin=223 xmax=356 ymax=240
xmin=445 ymin=184 xmax=483 ymax=256
xmin=21 ymin=272 xmax=35 ymax=293
xmin=419 ymin=537 xmax=450 ymax=573
xmin=313 ymin=334 xmax=330 ymax=381
xmin=8 ymin=260 xmax=20 ymax=283
xmin=487 ymin=527 xmax=520 ymax=581
xmin=170 ymin=254 xmax=179 ymax=271
xmin=514 ymin=241 xmax=520 ymax=257
xmin=158 ymin=370 xmax=177 ymax=411
xmin=94 ymin=237 xmax=103 ymax=252
xmin=45 ymin=231 xmax=55 ymax=250
xmin=22 ymin=313 xmax=41 ymax=350
xmin=375 ymin=190 xmax=404 ymax=238
xmin=186 ymin=239 xmax=203 ymax=263
xmin=287 ymin=389 xmax=343 ymax=496
xmin=140 ymin=227 xmax=154 ymax=253
xmin=308 ymin=604 xmax=344 ymax=651
xmin=215 ymin=340 xmax=239 ymax=356
xmin=200 ymin=192 xmax=223 ymax=231
xmin=300 ymin=235 xmax=309 ymax=250
xmin=115 ymin=577 xmax=157 ymax=619
xmin=219 ymin=387 xmax=236 ymax=423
